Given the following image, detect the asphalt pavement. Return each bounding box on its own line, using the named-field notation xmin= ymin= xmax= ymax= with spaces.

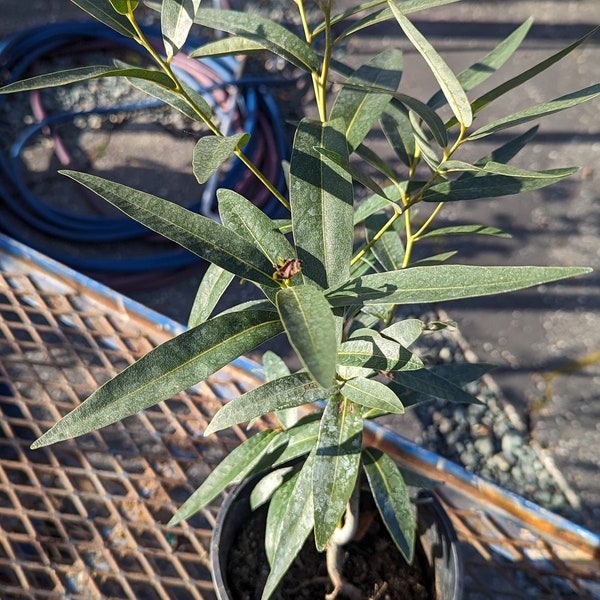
xmin=1 ymin=0 xmax=599 ymax=532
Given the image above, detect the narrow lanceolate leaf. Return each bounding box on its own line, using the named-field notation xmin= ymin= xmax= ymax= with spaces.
xmin=218 ymin=189 xmax=295 ymax=266
xmin=418 ymin=225 xmax=511 ymax=240
xmin=60 ymin=171 xmax=277 ymax=287
xmin=109 ymin=0 xmax=138 ymax=14
xmin=271 ymin=416 xmax=321 ymax=467
xmin=395 ymin=92 xmax=447 ymax=148
xmin=169 ymin=430 xmax=279 ymax=525
xmin=276 ymin=285 xmax=337 ymax=389
xmin=204 ymin=373 xmax=335 ymax=435
xmin=262 ymin=450 xmax=316 ymax=600
xmin=468 ymin=83 xmax=600 ymax=141
xmin=290 ymin=119 xmax=354 ymax=289
xmin=388 ymin=1 xmax=472 ymax=128
xmin=390 ymin=368 xmax=482 ymax=405
xmin=162 ymin=0 xmax=202 ymax=59
xmin=31 ymin=310 xmax=283 ymax=449
xmin=187 ymin=263 xmax=234 ymax=328
xmin=337 ymin=332 xmax=423 ymax=376
xmin=70 ymin=0 xmax=137 ymax=37
xmin=331 ymin=48 xmax=403 ymax=151
xmin=193 ymin=133 xmax=250 ymax=184
xmin=128 ymin=76 xmax=212 ymax=122
xmin=341 ymin=376 xmax=404 ymax=414
xmin=313 ymin=397 xmax=363 ymax=551
xmin=470 ymin=26 xmax=600 ymax=116
xmin=194 ymin=8 xmax=320 ymax=73
xmin=326 ymin=265 xmax=592 ymax=307
xmin=421 ymin=164 xmax=578 ymax=203
xmin=363 ymin=447 xmax=415 ymax=562
xmin=365 ymin=212 xmax=405 ymax=271
xmin=380 ymin=319 xmax=425 ymax=347
xmin=428 ymin=18 xmax=533 ymax=110
xmin=190 ymin=36 xmax=265 ymax=58
xmin=262 ymin=351 xmax=291 ymax=381
xmin=265 ymin=469 xmax=299 ymax=567
xmin=0 ymin=66 xmax=174 ymax=94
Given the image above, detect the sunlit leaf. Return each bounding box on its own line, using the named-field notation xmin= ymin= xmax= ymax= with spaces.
xmin=31 ymin=310 xmax=284 ymax=448
xmin=70 ymin=0 xmax=137 ymax=36
xmin=169 ymin=429 xmax=280 ymax=525
xmin=341 ymin=376 xmax=405 ymax=414
xmin=193 ymin=133 xmax=250 ymax=184
xmin=313 ymin=397 xmax=362 ymax=551
xmin=60 ymin=171 xmax=277 ymax=287
xmin=331 ymin=48 xmax=403 ymax=150
xmin=363 ymin=447 xmax=414 ymax=562
xmin=262 ymin=450 xmax=316 ymax=599
xmin=326 ymin=265 xmax=592 ymax=306
xmin=162 ymin=0 xmax=202 ymax=58
xmin=290 ymin=119 xmax=354 ymax=289
xmin=205 ymin=373 xmax=334 ymax=435
xmin=187 ymin=263 xmax=234 ymax=328
xmin=380 ymin=318 xmax=425 ymax=347
xmin=194 ymin=8 xmax=320 ymax=72
xmin=388 ymin=2 xmax=472 ymax=127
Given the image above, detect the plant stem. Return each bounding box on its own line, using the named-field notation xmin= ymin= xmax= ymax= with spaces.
xmin=125 ymin=9 xmax=290 ymax=210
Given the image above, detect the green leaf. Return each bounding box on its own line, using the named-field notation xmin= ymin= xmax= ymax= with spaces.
xmin=262 ymin=351 xmax=291 ymax=381
xmin=271 ymin=415 xmax=321 ymax=467
xmin=109 ymin=0 xmax=138 ymax=14
xmin=326 ymin=265 xmax=592 ymax=307
xmin=354 ymin=142 xmax=399 ymax=183
xmin=363 ymin=447 xmax=414 ymax=562
xmin=380 ymin=318 xmax=425 ymax=347
xmin=381 ymin=101 xmax=416 ymax=167
xmin=194 ymin=8 xmax=320 ymax=73
xmin=428 ymin=18 xmax=533 ymax=109
xmin=127 ymin=75 xmax=212 ymax=122
xmin=315 ymin=147 xmax=387 ymax=199
xmin=341 ymin=376 xmax=404 ymax=414
xmin=193 ymin=133 xmax=250 ymax=184
xmin=394 ymin=93 xmax=447 ymax=148
xmin=331 ymin=48 xmax=403 ymax=151
xmin=190 ymin=36 xmax=266 ymax=58
xmin=187 ymin=263 xmax=234 ymax=328
xmin=60 ymin=171 xmax=277 ymax=287
xmin=31 ymin=310 xmax=284 ymax=448
xmin=421 ymin=163 xmax=578 ymax=203
xmin=417 ymin=225 xmax=511 ymax=240
xmin=169 ymin=429 xmax=279 ymax=525
xmin=354 ymin=184 xmax=403 ymax=225
xmin=218 ymin=189 xmax=295 ymax=265
xmin=365 ymin=212 xmax=406 ymax=271
xmin=70 ymin=0 xmax=137 ymax=36
xmin=470 ymin=26 xmax=600 ymax=116
xmin=0 ymin=66 xmax=174 ymax=94
xmin=205 ymin=373 xmax=335 ymax=435
xmin=161 ymin=0 xmax=202 ymax=59
xmin=468 ymin=84 xmax=600 ymax=141
xmin=264 ymin=470 xmax=298 ymax=567
xmin=250 ymin=465 xmax=296 ymax=510
xmin=290 ymin=119 xmax=354 ymax=289
xmin=262 ymin=450 xmax=316 ymax=600
xmin=313 ymin=397 xmax=363 ymax=551
xmin=276 ymin=285 xmax=337 ymax=389
xmin=388 ymin=1 xmax=472 ymax=127
xmin=337 ymin=330 xmax=423 ymax=378
xmin=390 ymin=368 xmax=482 ymax=405
xmin=332 ymin=0 xmax=460 ymax=42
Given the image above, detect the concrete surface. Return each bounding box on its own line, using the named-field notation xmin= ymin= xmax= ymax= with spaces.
xmin=1 ymin=0 xmax=599 ymax=531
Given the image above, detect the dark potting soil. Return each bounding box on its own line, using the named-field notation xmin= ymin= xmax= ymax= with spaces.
xmin=225 ymin=501 xmax=432 ymax=600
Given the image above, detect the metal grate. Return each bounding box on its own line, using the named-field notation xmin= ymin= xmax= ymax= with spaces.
xmin=1 ymin=233 xmax=599 ymax=599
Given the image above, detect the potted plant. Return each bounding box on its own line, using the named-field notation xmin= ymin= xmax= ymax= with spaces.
xmin=2 ymin=0 xmax=597 ymax=598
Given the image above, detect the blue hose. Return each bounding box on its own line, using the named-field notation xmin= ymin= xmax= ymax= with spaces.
xmin=0 ymin=20 xmax=290 ymax=278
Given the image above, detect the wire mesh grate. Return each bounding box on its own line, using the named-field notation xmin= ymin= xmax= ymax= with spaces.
xmin=1 ymin=234 xmax=599 ymax=599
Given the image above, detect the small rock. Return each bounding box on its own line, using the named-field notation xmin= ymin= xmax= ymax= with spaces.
xmin=501 ymin=431 xmax=525 ymax=454
xmin=474 ymin=436 xmax=495 ymax=458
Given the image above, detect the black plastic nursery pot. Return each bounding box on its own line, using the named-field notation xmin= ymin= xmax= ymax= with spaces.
xmin=210 ymin=470 xmax=463 ymax=600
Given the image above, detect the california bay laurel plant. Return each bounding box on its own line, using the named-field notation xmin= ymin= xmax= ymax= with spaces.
xmin=2 ymin=0 xmax=598 ymax=597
